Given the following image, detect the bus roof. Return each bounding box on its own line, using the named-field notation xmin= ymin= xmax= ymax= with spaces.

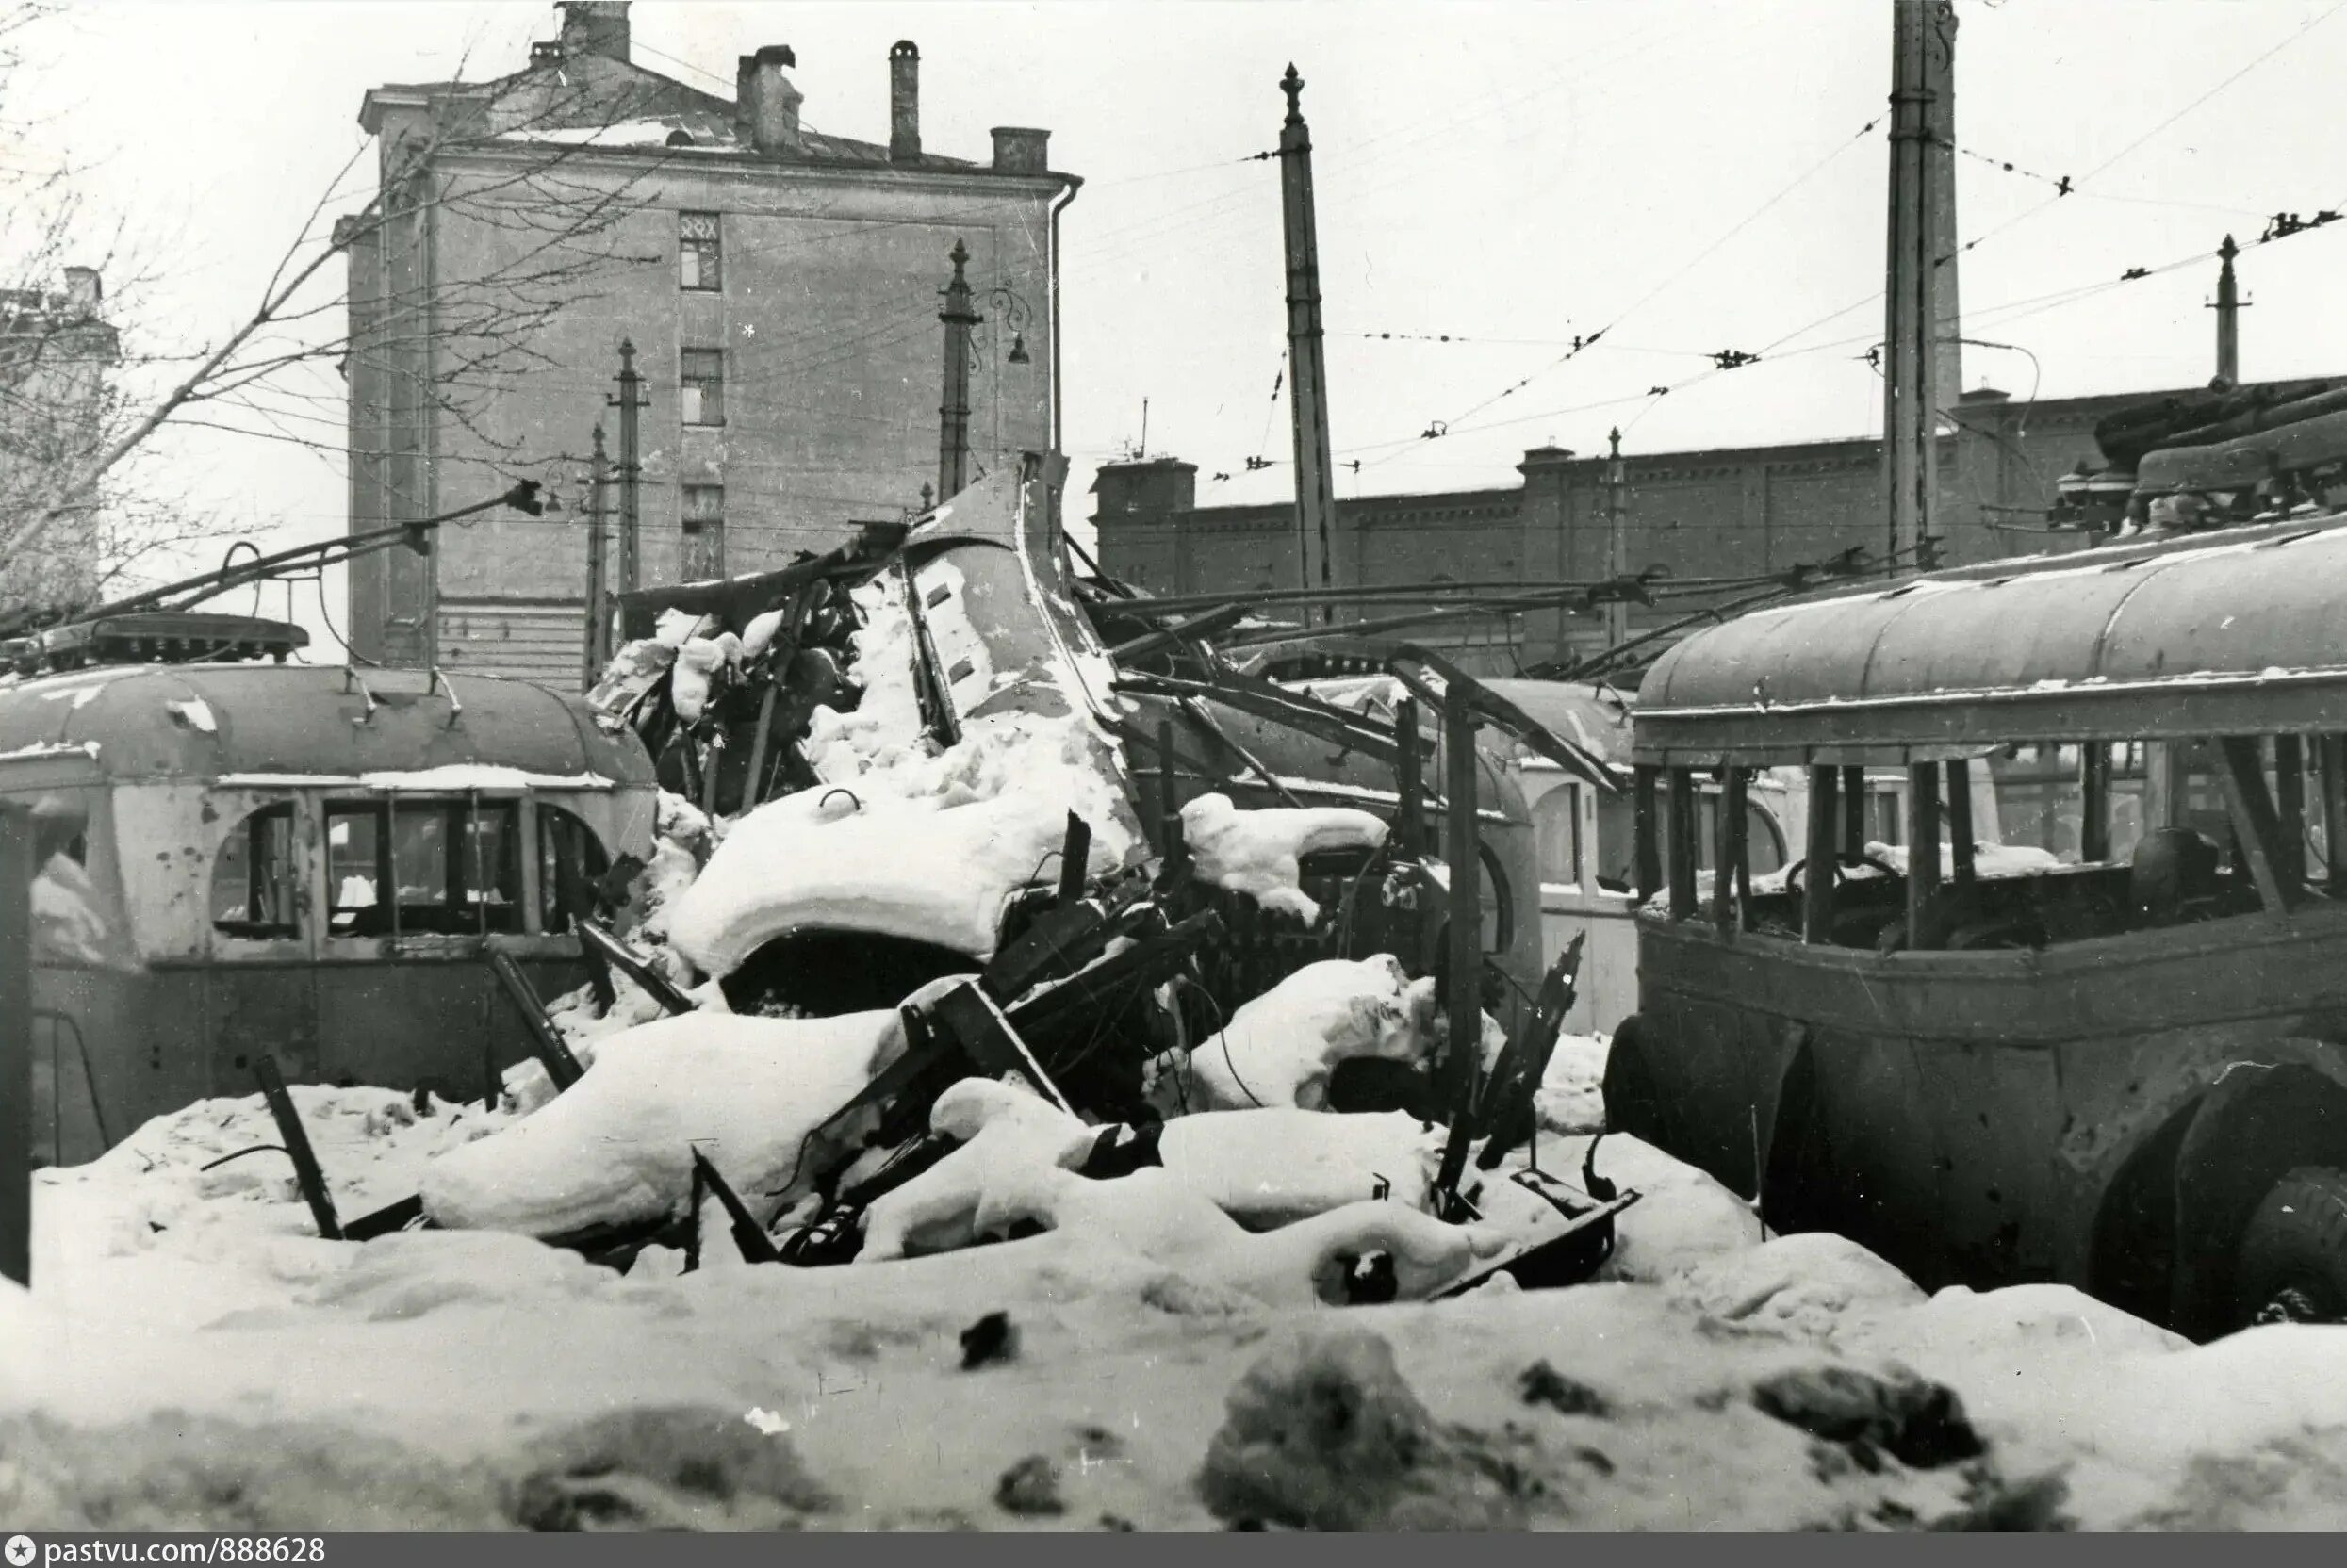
xmin=1478 ymin=678 xmax=1634 ymax=775
xmin=1634 ymin=514 xmax=2347 ymax=764
xmin=0 ymin=662 xmax=657 ymax=788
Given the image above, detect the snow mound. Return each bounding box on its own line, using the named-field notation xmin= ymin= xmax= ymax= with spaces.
xmin=1157 ymin=1108 xmax=1444 ymax=1222
xmin=1535 ymin=1032 xmax=1610 ymax=1136
xmin=858 ymin=1079 xmax=1100 ymax=1261
xmin=1184 ymin=955 xmax=1439 ymax=1111
xmin=301 ymin=1232 xmax=622 ymax=1321
xmin=668 ymin=786 xmax=1083 ymax=971
xmin=1667 ymin=1233 xmax=1927 ymax=1338
xmin=420 ymin=1009 xmax=910 ymax=1236
xmin=1178 ymin=792 xmax=1388 ymax=923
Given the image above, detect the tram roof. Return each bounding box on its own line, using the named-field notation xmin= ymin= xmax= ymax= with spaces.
xmin=0 ymin=662 xmax=657 ymax=788
xmin=1634 ymin=513 xmax=2347 ymax=764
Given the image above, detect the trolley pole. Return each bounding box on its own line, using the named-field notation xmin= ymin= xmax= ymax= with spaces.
xmin=2 ymin=802 xmax=30 ymax=1286
xmin=608 ymin=340 xmax=648 ymax=596
xmin=582 ymin=422 xmax=612 ymax=689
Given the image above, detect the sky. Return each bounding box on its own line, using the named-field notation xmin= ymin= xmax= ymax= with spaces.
xmin=12 ymin=0 xmax=2347 ymax=654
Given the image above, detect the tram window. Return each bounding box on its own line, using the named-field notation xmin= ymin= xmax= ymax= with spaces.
xmin=210 ymin=803 xmax=299 ymax=940
xmin=1479 ymin=844 xmax=1512 ymax=954
xmin=1533 ymin=785 xmax=1583 ymax=887
xmin=1680 ymin=793 xmax=1787 ymax=875
xmin=325 ymin=798 xmax=521 ymax=936
xmin=537 ymin=805 xmax=612 ymax=933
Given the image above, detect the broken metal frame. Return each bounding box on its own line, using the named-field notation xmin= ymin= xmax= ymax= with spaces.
xmin=575 ymin=918 xmax=698 ymax=1016
xmin=485 ymin=946 xmax=586 ymax=1090
xmin=252 ymin=1056 xmax=343 ymax=1242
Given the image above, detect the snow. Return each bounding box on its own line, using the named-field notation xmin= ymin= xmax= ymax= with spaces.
xmin=421 ymin=1007 xmax=915 ymax=1236
xmin=1178 ymin=791 xmax=1388 ymax=923
xmin=164 ymin=697 xmax=218 ymax=734
xmin=1156 ymin=1108 xmax=1444 ymax=1222
xmin=0 ymin=739 xmax=98 ymax=761
xmin=1178 ymin=956 xmax=1439 ymax=1112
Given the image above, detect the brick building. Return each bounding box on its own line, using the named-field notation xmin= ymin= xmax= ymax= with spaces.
xmin=346 ymin=2 xmax=1075 ymax=680
xmin=1093 ymin=382 xmax=2253 ymax=675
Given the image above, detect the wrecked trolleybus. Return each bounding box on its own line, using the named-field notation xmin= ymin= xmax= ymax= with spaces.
xmin=1604 ymin=515 xmax=2347 ymax=1338
xmin=5 ymin=617 xmax=657 ymax=1165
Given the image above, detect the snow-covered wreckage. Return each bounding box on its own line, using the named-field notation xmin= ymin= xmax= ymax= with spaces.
xmin=369 ymin=453 xmax=1636 ymax=1299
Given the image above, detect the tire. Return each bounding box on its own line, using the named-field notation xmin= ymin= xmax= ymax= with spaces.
xmin=1599 ymin=1015 xmax=1661 ymax=1142
xmin=2233 ymin=1166 xmax=2347 ymax=1328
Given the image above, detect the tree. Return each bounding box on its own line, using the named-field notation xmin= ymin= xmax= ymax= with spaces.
xmin=0 ymin=8 xmax=681 ymax=634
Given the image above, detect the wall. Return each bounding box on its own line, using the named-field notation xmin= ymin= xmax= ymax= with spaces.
xmin=350 ymin=135 xmax=1060 ymax=681
xmin=1096 ymin=385 xmax=2196 ymax=677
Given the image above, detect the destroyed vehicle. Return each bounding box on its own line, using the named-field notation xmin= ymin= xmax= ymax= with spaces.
xmin=1609 ymin=514 xmax=2347 ymax=1338
xmin=599 ymin=463 xmax=1569 ymax=1060
xmin=7 ymin=645 xmax=656 ymax=1165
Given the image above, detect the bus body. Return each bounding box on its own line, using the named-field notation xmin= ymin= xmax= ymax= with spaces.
xmin=7 ymin=662 xmax=657 ymax=1164
xmin=1607 ymin=516 xmax=2347 ymax=1338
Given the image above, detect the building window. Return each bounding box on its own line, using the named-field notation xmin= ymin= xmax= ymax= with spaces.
xmin=681 ymin=349 xmax=725 ymax=427
xmin=681 ymin=484 xmax=726 ymax=580
xmin=680 ymin=212 xmax=721 ymax=291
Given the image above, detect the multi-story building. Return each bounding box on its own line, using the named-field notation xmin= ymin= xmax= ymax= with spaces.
xmin=0 ymin=266 xmax=117 ymax=627
xmin=1092 ymin=381 xmax=2290 ymax=677
xmin=345 ymin=1 xmax=1075 ymax=679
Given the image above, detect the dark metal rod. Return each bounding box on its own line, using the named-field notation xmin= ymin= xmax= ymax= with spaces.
xmin=1945 ymin=758 xmax=1977 ymax=884
xmin=1392 ymin=694 xmax=1422 ymax=860
xmin=1434 ymin=687 xmax=1485 ymax=1214
xmin=253 ymin=1057 xmax=343 ymax=1242
xmin=486 ymin=947 xmax=584 ymax=1090
xmin=1905 ymin=761 xmax=1943 ymax=949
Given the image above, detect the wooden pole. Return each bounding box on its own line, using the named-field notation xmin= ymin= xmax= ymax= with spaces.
xmin=581 ymin=422 xmax=611 ymax=690
xmin=1945 ymin=757 xmax=1976 ymax=884
xmin=1279 ymin=65 xmax=1342 ymax=623
xmin=1883 ymin=0 xmax=1943 ymax=572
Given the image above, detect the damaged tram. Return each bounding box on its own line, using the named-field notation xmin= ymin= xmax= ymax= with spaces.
xmin=6 ymin=632 xmax=656 ymax=1165
xmin=1607 ymin=516 xmax=2347 ymax=1338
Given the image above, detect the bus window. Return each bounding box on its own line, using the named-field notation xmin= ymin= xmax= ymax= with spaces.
xmin=538 ymin=804 xmax=612 ymax=933
xmin=1533 ymin=784 xmax=1583 ymax=888
xmin=210 ymin=802 xmax=299 ymax=940
xmin=326 ymin=798 xmax=521 ymax=937
xmin=1683 ymin=792 xmax=1787 ymax=875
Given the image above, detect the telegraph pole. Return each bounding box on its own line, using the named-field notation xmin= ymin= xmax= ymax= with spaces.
xmin=1882 ymin=0 xmax=1945 ymax=571
xmin=607 ymin=340 xmax=648 ymax=596
xmin=1604 ymin=428 xmax=1630 ymax=649
xmin=938 ymin=238 xmax=978 ymax=503
xmin=581 ymin=422 xmax=611 ymax=689
xmin=2211 ymin=234 xmax=2245 ymax=386
xmin=1279 ymin=64 xmax=1341 ymax=622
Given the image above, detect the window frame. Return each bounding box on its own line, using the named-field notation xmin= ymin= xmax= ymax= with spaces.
xmin=322 ymin=793 xmax=525 ymax=940
xmin=208 ymin=799 xmax=303 ymax=943
xmin=680 ymin=348 xmax=726 ymax=428
xmin=681 ymin=482 xmax=727 ymax=580
xmin=679 ymin=211 xmax=722 ymax=292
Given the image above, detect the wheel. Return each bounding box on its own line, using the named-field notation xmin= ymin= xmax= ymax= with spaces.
xmin=2233 ymin=1166 xmax=2347 ymax=1327
xmin=1599 ymin=1015 xmax=1661 ymax=1142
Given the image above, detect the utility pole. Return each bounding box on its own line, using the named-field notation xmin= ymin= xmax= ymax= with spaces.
xmin=2211 ymin=234 xmax=2246 ymax=386
xmin=939 ymin=238 xmax=978 ymax=503
xmin=1604 ymin=428 xmax=1630 ymax=649
xmin=607 ymin=340 xmax=648 ymax=596
xmin=1279 ymin=64 xmax=1341 ymax=623
xmin=581 ymin=422 xmax=611 ymax=689
xmin=1925 ymin=1 xmax=1961 ymax=415
xmin=1883 ymin=0 xmax=1945 ymax=572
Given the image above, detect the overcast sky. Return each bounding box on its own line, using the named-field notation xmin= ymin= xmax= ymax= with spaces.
xmin=15 ymin=0 xmax=2347 ymax=651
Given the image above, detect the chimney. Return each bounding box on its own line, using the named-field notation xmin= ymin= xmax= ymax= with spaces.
xmin=736 ymin=45 xmax=803 ymax=155
xmin=889 ymin=41 xmax=921 ymax=163
xmin=61 ymin=268 xmax=100 ymax=318
xmin=991 ymin=127 xmax=1050 ymax=175
xmin=557 ymin=2 xmax=630 ymax=62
